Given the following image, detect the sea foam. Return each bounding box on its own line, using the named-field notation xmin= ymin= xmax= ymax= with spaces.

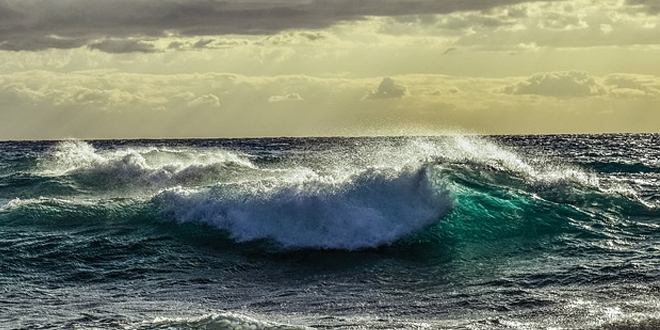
xmin=155 ymin=165 xmax=450 ymax=250
xmin=146 ymin=312 xmax=307 ymax=330
xmin=38 ymin=140 xmax=255 ymax=189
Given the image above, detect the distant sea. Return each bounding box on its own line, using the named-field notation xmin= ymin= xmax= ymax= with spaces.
xmin=1 ymin=134 xmax=659 ymax=329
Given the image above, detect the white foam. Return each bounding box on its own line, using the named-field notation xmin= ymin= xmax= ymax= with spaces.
xmin=0 ymin=198 xmax=12 ymax=211
xmin=155 ymin=165 xmax=451 ymax=250
xmin=306 ymin=135 xmax=601 ymax=187
xmin=0 ymin=197 xmax=92 ymax=210
xmin=146 ymin=312 xmax=308 ymax=330
xmin=37 ymin=140 xmax=255 ymax=188
xmin=433 ymin=135 xmax=599 ymax=186
xmin=148 ymin=135 xmax=640 ymax=249
xmin=28 ymin=136 xmax=647 ymax=249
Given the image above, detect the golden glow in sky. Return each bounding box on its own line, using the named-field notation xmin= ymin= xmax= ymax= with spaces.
xmin=1 ymin=0 xmax=659 ymax=139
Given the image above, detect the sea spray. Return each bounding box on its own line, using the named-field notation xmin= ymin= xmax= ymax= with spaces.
xmin=2 ymin=135 xmax=659 ymax=329
xmin=155 ymin=165 xmax=451 ymax=249
xmin=36 ymin=140 xmax=256 ymax=190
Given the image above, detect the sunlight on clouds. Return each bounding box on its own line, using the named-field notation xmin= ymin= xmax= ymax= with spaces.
xmin=1 ymin=70 xmax=658 ymax=139
xmin=0 ymin=0 xmax=659 ymax=138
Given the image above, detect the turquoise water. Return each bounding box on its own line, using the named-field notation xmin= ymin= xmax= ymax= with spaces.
xmin=1 ymin=135 xmax=659 ymax=329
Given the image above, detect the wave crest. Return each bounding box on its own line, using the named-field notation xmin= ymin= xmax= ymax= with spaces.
xmin=38 ymin=140 xmax=255 ymax=189
xmin=154 ymin=165 xmax=450 ymax=250
xmin=144 ymin=313 xmax=307 ymax=330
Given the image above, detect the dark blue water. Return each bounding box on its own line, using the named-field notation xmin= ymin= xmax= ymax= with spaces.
xmin=1 ymin=134 xmax=659 ymax=329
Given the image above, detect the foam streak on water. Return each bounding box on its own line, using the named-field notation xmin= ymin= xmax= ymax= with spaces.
xmin=0 ymin=134 xmax=659 ymax=329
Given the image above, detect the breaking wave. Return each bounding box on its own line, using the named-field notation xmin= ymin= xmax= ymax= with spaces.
xmin=2 ymin=136 xmax=656 ymax=250
xmin=2 ymin=134 xmax=660 ymax=330
xmin=37 ymin=140 xmax=256 ymax=190
xmin=154 ymin=165 xmax=450 ymax=250
xmin=137 ymin=313 xmax=307 ymax=330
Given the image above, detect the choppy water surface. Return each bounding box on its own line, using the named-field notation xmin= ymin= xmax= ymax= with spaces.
xmin=1 ymin=134 xmax=659 ymax=329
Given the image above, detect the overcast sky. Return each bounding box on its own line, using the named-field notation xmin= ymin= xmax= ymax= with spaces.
xmin=1 ymin=0 xmax=659 ymax=139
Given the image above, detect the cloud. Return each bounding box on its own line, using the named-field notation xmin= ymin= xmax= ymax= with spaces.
xmin=88 ymin=39 xmax=158 ymax=54
xmin=0 ymin=36 xmax=88 ymax=51
xmin=0 ymin=70 xmax=366 ymax=138
xmin=448 ymin=0 xmax=660 ymax=50
xmin=536 ymin=11 xmax=588 ymax=30
xmin=603 ymin=73 xmax=660 ymax=98
xmin=188 ymin=94 xmax=221 ymax=108
xmin=167 ymin=38 xmax=251 ymax=51
xmin=442 ymin=47 xmax=457 ymax=55
xmin=1 ymin=70 xmax=659 ymax=139
xmin=259 ymin=31 xmax=329 ymax=46
xmin=165 ymin=31 xmax=329 ymax=52
xmin=0 ymin=70 xmax=220 ymax=111
xmin=268 ymin=93 xmax=304 ymax=102
xmin=365 ymin=77 xmax=407 ymax=99
xmin=63 ymin=87 xmax=136 ymax=107
xmin=427 ymin=87 xmax=460 ymax=95
xmin=0 ymin=0 xmax=560 ymax=52
xmin=501 ymin=71 xmax=660 ymax=99
xmin=503 ymin=71 xmax=605 ymax=97
xmin=626 ymin=0 xmax=660 ymax=14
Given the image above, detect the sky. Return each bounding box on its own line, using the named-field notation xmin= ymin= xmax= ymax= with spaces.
xmin=1 ymin=0 xmax=659 ymax=139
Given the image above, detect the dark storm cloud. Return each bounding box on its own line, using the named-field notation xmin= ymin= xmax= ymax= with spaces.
xmin=0 ymin=0 xmax=558 ymax=52
xmin=0 ymin=36 xmax=88 ymax=51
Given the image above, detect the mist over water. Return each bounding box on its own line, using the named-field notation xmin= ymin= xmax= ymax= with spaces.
xmin=1 ymin=134 xmax=659 ymax=329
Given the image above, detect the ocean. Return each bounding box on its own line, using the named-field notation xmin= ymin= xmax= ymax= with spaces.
xmin=0 ymin=134 xmax=658 ymax=329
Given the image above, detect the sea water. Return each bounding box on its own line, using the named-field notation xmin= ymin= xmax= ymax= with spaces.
xmin=1 ymin=134 xmax=658 ymax=329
